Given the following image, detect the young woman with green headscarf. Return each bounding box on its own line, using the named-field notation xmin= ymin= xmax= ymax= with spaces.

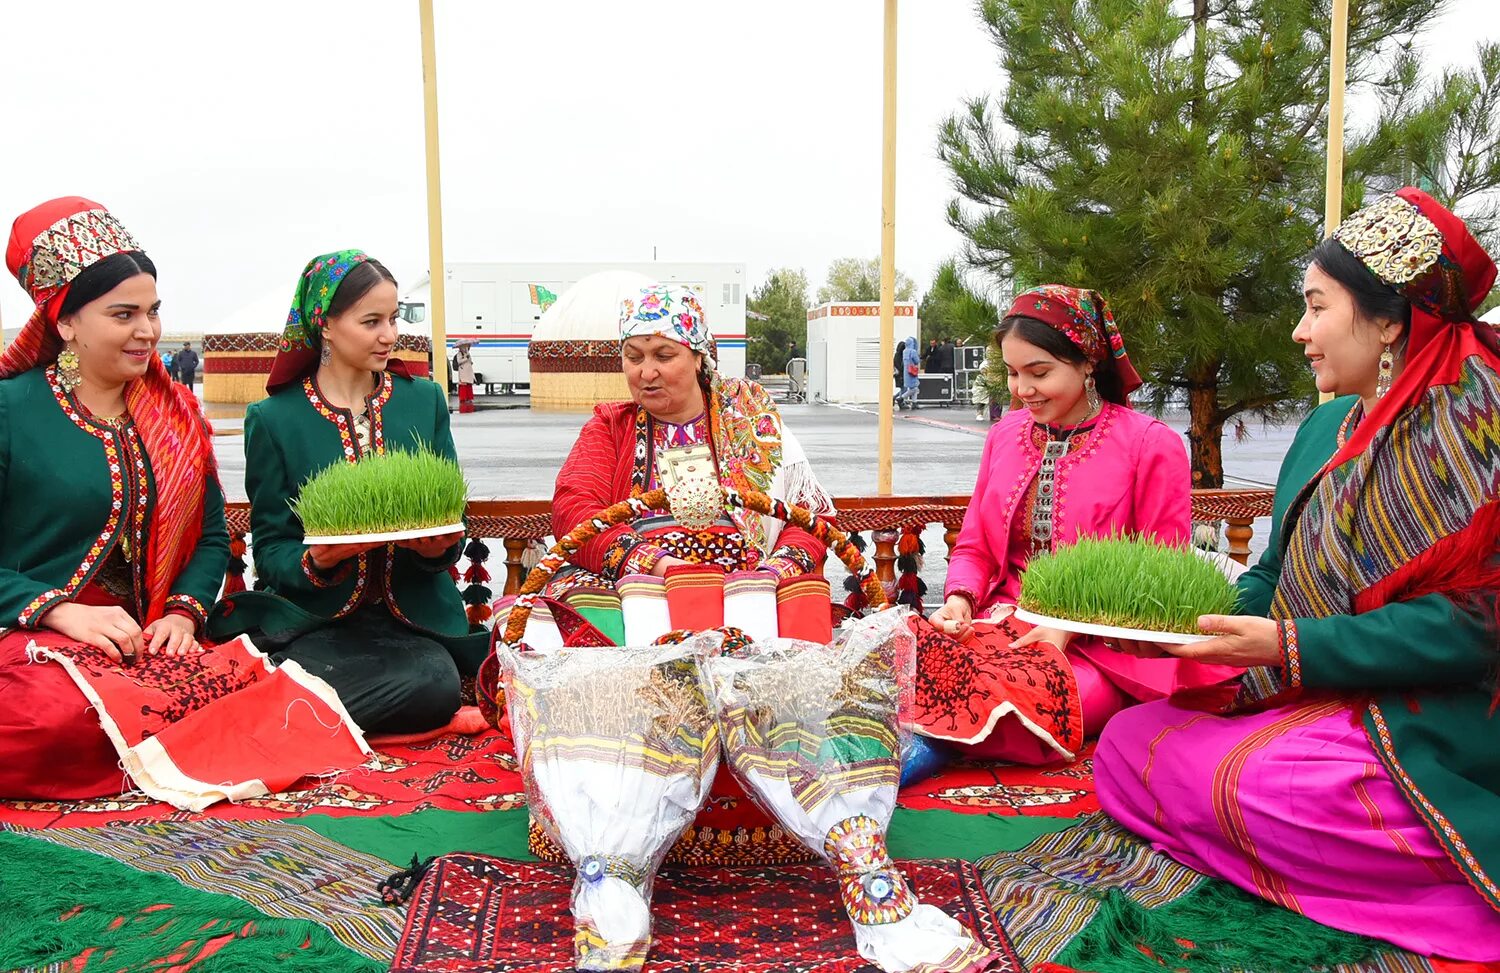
xmin=208 ymin=251 xmax=483 ymax=734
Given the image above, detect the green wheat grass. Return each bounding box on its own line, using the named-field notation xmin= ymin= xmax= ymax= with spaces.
xmin=294 ymin=446 xmax=468 ymax=537
xmin=1018 ymin=534 xmax=1239 ymax=635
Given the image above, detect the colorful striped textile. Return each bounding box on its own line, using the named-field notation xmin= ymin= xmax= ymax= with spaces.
xmin=979 ymin=814 xmax=1492 ymax=973
xmin=13 ymin=819 xmax=405 ymax=962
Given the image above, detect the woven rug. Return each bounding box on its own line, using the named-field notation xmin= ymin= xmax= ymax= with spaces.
xmin=897 ymin=744 xmax=1098 ymax=817
xmin=13 ymin=819 xmax=406 ymax=962
xmin=0 ymin=729 xmax=523 ymax=829
xmin=391 ymin=853 xmax=1023 ymax=973
xmin=979 ymin=813 xmax=1499 ymax=973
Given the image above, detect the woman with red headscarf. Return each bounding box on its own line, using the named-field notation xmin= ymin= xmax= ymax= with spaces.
xmin=911 ymin=286 xmax=1238 ymax=766
xmin=1095 ymin=189 xmax=1500 ymax=959
xmin=0 ymin=200 xmax=369 ymax=804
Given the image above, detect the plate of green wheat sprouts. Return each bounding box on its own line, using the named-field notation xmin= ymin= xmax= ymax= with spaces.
xmin=296 ymin=446 xmax=468 ymax=545
xmin=1014 ymin=535 xmax=1239 ymax=644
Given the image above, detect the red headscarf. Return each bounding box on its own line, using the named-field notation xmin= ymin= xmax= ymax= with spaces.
xmin=2 ymin=197 xmax=217 ymax=623
xmin=1005 ymin=284 xmax=1144 ymax=398
xmin=1308 ymin=187 xmax=1500 ymax=624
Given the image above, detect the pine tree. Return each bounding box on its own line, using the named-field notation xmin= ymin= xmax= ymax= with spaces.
xmin=940 ymin=0 xmax=1499 ymax=486
xmin=746 ymin=268 xmax=810 ymax=373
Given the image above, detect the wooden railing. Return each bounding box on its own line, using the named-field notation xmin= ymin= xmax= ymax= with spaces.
xmin=224 ymin=489 xmax=1275 ymax=596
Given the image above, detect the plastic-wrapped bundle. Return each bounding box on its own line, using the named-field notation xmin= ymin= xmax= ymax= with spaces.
xmin=705 ymin=610 xmax=996 ymax=973
xmin=500 ymin=643 xmax=719 ymax=971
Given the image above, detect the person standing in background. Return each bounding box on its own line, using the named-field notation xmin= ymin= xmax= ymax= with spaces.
xmin=454 ymin=341 xmax=476 ymax=414
xmin=174 ymin=341 xmax=198 ymax=388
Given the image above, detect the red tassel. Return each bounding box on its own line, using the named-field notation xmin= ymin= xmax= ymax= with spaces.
xmin=221 ymin=571 xmax=246 ymax=596
xmin=448 ymin=565 xmax=461 ymax=582
xmin=229 ymin=538 xmax=247 ymax=558
xmin=467 ymin=603 xmax=492 ymax=625
xmin=464 ymin=563 xmax=491 ymax=584
xmin=896 ymin=573 xmax=919 ymax=593
xmin=897 ymin=531 xmax=921 ymax=556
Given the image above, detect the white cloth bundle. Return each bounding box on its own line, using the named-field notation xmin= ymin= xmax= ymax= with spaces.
xmin=501 ymin=643 xmax=718 ymax=970
xmin=618 ymin=574 xmax=671 ymax=646
xmin=723 ymin=570 xmax=779 ymax=642
xmin=706 ymin=610 xmax=993 ymax=973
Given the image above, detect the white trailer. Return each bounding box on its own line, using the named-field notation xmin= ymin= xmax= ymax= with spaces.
xmin=402 ymin=262 xmax=748 ymax=391
xmin=805 ymin=301 xmax=921 ymax=403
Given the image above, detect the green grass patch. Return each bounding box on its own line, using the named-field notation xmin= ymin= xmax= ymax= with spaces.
xmin=1018 ymin=534 xmax=1238 ymax=635
xmin=294 ymin=446 xmax=467 ymax=537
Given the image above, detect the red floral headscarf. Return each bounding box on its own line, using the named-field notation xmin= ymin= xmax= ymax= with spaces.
xmin=1005 ymin=284 xmax=1144 ymax=397
xmin=2 ymin=197 xmax=217 ymax=623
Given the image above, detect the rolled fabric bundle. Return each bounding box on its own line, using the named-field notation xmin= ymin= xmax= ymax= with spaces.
xmin=724 ymin=570 xmax=779 ymax=642
xmin=663 ymin=563 xmax=726 ymax=633
xmin=618 ymin=574 xmax=671 ymax=646
xmin=706 ymin=610 xmax=995 ymax=973
xmin=501 ymin=643 xmax=718 ymax=970
xmin=562 ymin=585 xmax=626 ymax=647
xmin=776 ymin=573 xmax=834 ymax=644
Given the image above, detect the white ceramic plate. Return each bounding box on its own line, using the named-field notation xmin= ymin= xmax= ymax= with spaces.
xmin=302 ymin=522 xmax=465 ymax=546
xmin=1011 ymin=607 xmax=1212 ymax=645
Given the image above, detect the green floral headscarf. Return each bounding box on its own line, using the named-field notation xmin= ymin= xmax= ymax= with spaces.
xmin=267 ymin=249 xmax=369 ymax=392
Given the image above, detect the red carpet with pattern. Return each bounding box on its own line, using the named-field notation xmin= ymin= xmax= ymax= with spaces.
xmin=391 ymin=853 xmax=1022 ymax=973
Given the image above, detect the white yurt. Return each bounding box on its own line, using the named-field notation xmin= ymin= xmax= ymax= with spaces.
xmin=527 ymin=269 xmax=655 ymax=411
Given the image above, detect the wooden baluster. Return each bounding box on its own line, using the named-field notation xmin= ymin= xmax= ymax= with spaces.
xmin=503 ymin=538 xmax=528 ymax=595
xmin=943 ymin=525 xmax=960 ymax=563
xmin=871 ymin=529 xmax=898 ymax=589
xmin=1224 ymin=516 xmax=1254 ymax=565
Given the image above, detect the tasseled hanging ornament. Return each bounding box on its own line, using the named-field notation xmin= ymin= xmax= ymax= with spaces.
xmin=894 ymin=525 xmax=927 ymax=613
xmin=847 ymin=531 xmax=867 ymax=553
xmin=463 ymin=583 xmax=493 ymax=628
xmin=222 ymin=537 xmax=248 ymax=596
xmin=463 ymin=540 xmax=491 ymax=584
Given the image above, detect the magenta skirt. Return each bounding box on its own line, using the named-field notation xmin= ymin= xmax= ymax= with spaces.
xmin=1095 ymin=698 xmax=1500 ymax=961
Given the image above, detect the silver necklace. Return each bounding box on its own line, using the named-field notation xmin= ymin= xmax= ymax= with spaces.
xmin=1030 ymin=410 xmax=1097 ymax=549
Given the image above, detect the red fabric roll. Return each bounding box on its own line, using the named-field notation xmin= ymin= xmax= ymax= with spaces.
xmin=663 ymin=563 xmax=725 ymax=632
xmin=775 ymin=574 xmax=833 ymax=644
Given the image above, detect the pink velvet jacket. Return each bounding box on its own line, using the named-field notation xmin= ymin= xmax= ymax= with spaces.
xmin=946 ymin=402 xmax=1190 ymax=609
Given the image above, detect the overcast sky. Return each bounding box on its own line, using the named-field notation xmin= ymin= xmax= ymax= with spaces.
xmin=1 ymin=0 xmax=1496 ymax=333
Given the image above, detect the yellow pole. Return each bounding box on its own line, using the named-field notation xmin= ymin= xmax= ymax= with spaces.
xmin=419 ymin=0 xmax=450 ymax=398
xmin=1319 ymin=0 xmax=1349 ymax=404
xmin=877 ymin=0 xmax=897 ymax=495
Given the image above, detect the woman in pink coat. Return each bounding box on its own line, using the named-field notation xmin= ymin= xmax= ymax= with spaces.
xmin=911 ymin=285 xmax=1238 ymax=764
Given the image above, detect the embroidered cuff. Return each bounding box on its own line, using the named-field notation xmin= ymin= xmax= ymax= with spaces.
xmin=1278 ymin=619 xmax=1303 ymax=689
xmin=164 ymin=594 xmax=209 ymax=634
xmin=17 ymin=588 xmax=67 ymax=629
xmin=943 ymin=587 xmax=979 ymax=612
xmin=764 ymin=545 xmax=819 ymax=580
xmin=622 ymin=541 xmax=670 ymax=578
xmin=303 ymin=549 xmax=354 ymax=588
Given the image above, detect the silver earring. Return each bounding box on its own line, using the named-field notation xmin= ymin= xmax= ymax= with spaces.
xmin=1085 ymin=374 xmax=1102 ymax=414
xmin=319 ymin=342 xmax=333 ymax=366
xmin=1376 ymin=346 xmax=1395 ymax=399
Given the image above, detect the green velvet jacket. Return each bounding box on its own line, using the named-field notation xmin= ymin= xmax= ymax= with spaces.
xmin=0 ymin=367 xmax=227 ymax=632
xmin=1239 ymin=395 xmax=1499 ymax=911
xmin=207 ymin=371 xmax=483 ymax=669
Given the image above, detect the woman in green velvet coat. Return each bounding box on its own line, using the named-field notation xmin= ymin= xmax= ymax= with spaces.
xmin=1095 ymin=189 xmax=1500 ymax=960
xmin=209 ymin=251 xmax=480 ymax=734
xmin=0 ymin=197 xmax=228 ymax=798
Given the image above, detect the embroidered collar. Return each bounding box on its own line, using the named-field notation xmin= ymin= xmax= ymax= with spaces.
xmin=302 ymin=370 xmax=392 ymax=461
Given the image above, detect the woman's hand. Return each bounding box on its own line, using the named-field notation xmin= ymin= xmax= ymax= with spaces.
xmin=307 ymin=542 xmax=382 ymax=571
xmin=928 ymin=595 xmax=975 ymax=641
xmin=649 ymin=556 xmax=691 ymax=578
xmin=145 ymin=614 xmax=203 ymax=657
xmin=1010 ymin=625 xmax=1075 ymax=652
xmin=397 ymin=531 xmax=464 ymax=559
xmin=1162 ymin=614 xmax=1280 ymax=668
xmin=43 ymin=603 xmax=144 ymax=664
